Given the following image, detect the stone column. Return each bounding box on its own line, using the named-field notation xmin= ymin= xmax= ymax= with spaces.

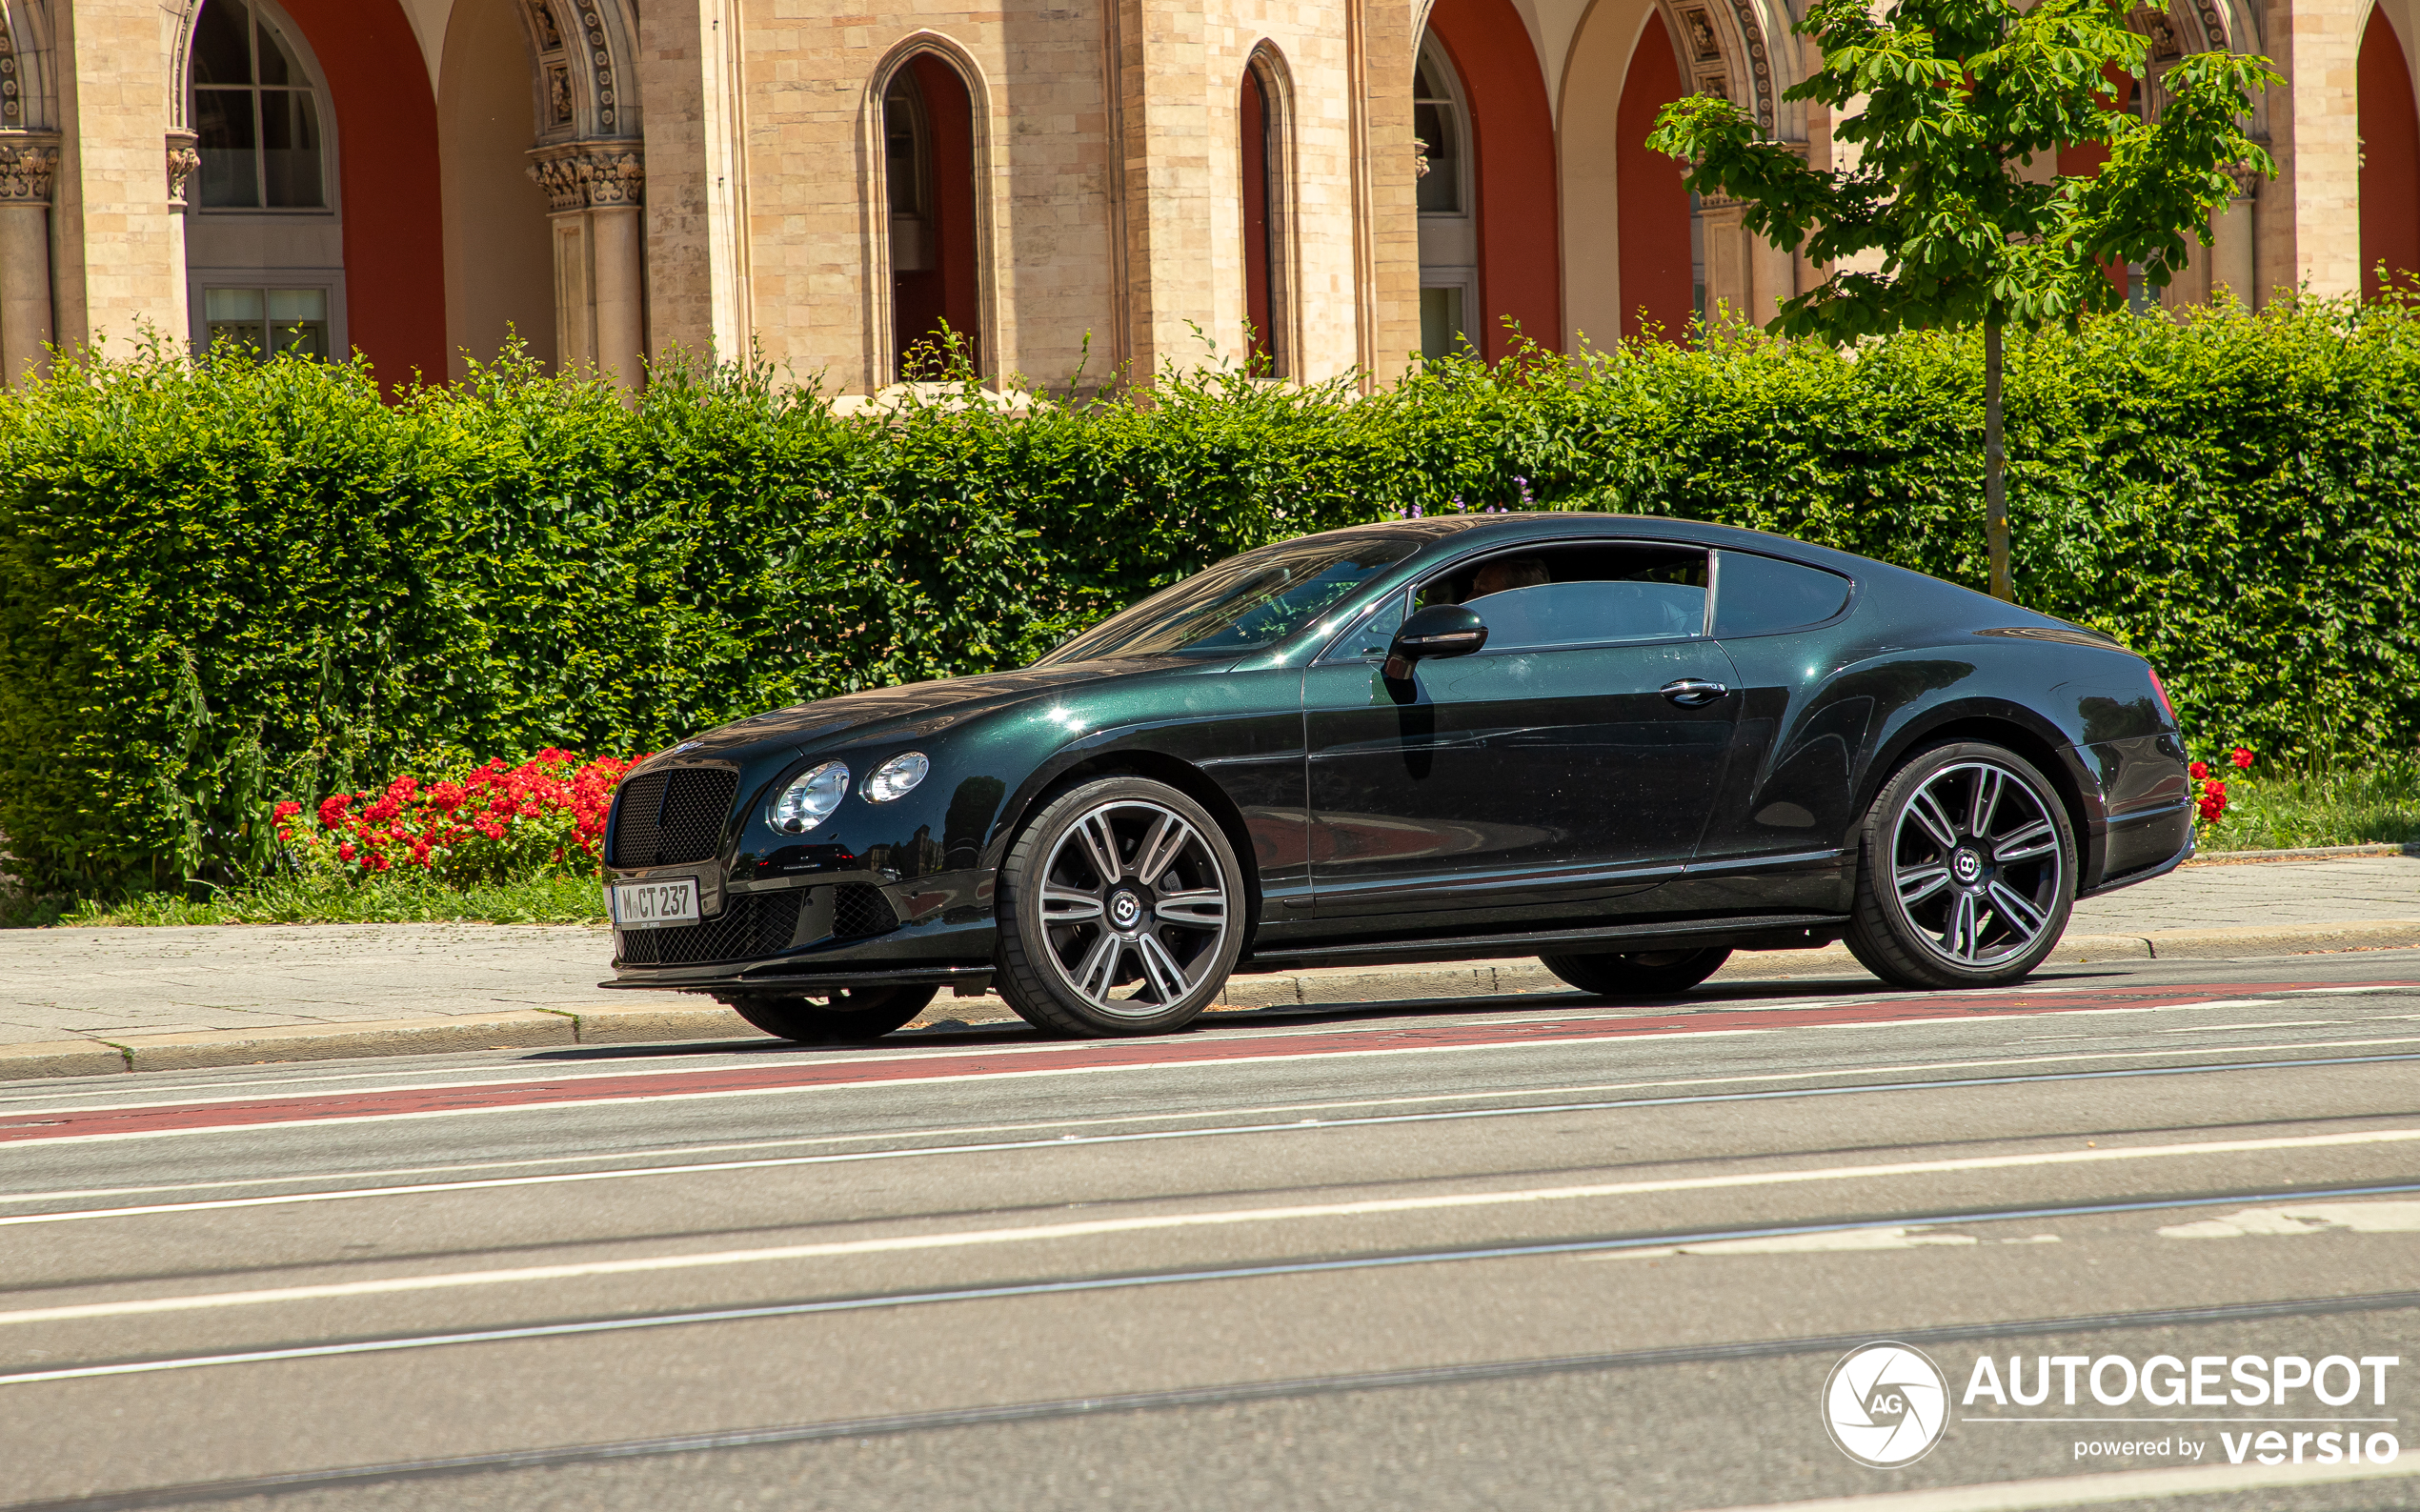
xmin=1699 ymin=196 xmax=1751 ymax=325
xmin=1110 ymin=0 xmax=1212 ymax=375
xmin=2209 ymin=177 xmax=2258 ymax=305
xmin=2255 ymin=0 xmax=2359 ymax=302
xmin=0 ymin=133 xmax=58 ymax=384
xmin=529 ymin=142 xmax=648 ymax=388
xmin=636 ymin=0 xmax=752 ymax=364
xmin=48 ymin=0 xmax=190 ymax=358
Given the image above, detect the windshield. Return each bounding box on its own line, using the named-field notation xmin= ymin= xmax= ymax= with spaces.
xmin=1037 ymin=536 xmax=1419 ymax=664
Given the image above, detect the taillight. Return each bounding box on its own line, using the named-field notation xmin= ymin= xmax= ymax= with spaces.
xmin=2146 ymin=667 xmax=2177 ymax=723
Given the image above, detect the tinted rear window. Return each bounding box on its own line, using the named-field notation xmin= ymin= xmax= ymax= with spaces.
xmin=1713 ymin=552 xmax=1853 ymax=638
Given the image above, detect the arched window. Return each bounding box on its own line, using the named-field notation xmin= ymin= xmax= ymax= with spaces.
xmin=884 ymin=55 xmax=978 ymax=380
xmin=185 ymin=0 xmax=341 ymax=359
xmin=192 ymin=0 xmax=323 ymax=210
xmin=1415 ymin=38 xmax=1476 ymax=359
xmin=1239 ymin=55 xmax=1291 ymax=374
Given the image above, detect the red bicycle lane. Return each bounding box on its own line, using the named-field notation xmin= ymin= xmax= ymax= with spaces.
xmin=6 ymin=978 xmax=2400 ymax=1145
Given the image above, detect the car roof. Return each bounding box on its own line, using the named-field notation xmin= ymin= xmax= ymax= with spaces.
xmin=1308 ymin=512 xmax=1873 ymax=575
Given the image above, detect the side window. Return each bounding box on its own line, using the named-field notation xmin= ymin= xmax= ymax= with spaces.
xmin=1441 ymin=543 xmax=1707 ymax=651
xmin=1712 ymin=551 xmax=1853 ymax=637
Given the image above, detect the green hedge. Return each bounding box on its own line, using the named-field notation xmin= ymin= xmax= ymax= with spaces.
xmin=3 ymin=302 xmax=2415 ymax=896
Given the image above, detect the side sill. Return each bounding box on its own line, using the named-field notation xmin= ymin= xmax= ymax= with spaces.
xmin=1241 ymin=913 xmax=1851 ymax=973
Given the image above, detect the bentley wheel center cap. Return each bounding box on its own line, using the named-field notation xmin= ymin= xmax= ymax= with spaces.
xmin=1109 ymin=890 xmax=1144 ymax=931
xmin=1951 ymin=849 xmax=1984 ymax=886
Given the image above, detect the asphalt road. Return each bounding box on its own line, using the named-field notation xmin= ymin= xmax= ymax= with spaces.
xmin=4 ymin=950 xmax=2419 ymax=1511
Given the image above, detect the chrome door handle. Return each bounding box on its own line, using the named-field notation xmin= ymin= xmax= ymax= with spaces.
xmin=1661 ymin=678 xmax=1729 ymax=707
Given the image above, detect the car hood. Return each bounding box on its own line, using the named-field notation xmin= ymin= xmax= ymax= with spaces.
xmin=666 ymin=655 xmax=1216 ymax=760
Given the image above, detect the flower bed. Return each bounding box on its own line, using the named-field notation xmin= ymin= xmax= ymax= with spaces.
xmin=272 ymin=750 xmax=638 ymax=884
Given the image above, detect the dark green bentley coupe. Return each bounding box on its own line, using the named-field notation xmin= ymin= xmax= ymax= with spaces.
xmin=599 ymin=514 xmax=2193 ymax=1040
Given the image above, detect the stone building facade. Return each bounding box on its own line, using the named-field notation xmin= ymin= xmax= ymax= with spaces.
xmin=0 ymin=0 xmax=2410 ymax=395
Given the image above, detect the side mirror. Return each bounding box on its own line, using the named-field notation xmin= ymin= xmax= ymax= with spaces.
xmin=1382 ymin=603 xmax=1488 ymax=680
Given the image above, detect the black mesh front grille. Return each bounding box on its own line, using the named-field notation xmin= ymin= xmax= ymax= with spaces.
xmin=615 ymin=892 xmax=802 ymax=967
xmin=832 ymin=883 xmax=899 ymax=939
xmin=609 ymin=767 xmax=738 ymax=868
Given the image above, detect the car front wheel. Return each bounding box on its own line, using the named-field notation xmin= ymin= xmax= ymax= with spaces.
xmin=1845 ymin=741 xmax=2077 ymax=990
xmin=993 ymin=776 xmax=1246 ymax=1037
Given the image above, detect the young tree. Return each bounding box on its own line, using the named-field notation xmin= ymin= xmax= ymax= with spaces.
xmin=1647 ymin=0 xmax=2277 ymax=600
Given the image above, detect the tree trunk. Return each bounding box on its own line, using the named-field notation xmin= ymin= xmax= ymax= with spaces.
xmin=1985 ymin=319 xmax=2012 ymax=601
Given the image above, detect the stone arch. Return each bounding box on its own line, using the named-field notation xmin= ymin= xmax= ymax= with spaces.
xmin=1239 ymin=40 xmax=1301 ymax=375
xmin=1 ymin=0 xmax=59 ymax=131
xmin=1653 ymin=0 xmax=1775 ymax=135
xmin=519 ymin=0 xmax=642 ymax=146
xmin=865 ymin=33 xmax=997 ymax=387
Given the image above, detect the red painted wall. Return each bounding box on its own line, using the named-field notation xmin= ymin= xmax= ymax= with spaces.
xmin=1240 ymin=70 xmax=1275 ymax=368
xmin=2361 ymin=10 xmax=2420 ymax=301
xmin=1424 ymin=0 xmax=1560 ymax=359
xmin=1615 ymin=14 xmax=1690 ymax=342
xmin=279 ymin=0 xmax=446 ymax=386
xmin=895 ymin=55 xmax=980 ymax=375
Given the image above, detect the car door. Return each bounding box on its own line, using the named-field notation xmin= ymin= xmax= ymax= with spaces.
xmin=1301 ymin=540 xmax=1741 ymax=932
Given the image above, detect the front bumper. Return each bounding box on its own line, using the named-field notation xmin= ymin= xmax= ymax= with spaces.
xmin=601 ymin=868 xmax=998 ymax=997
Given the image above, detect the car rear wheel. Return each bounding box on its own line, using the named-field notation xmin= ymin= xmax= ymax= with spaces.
xmin=1539 ymin=947 xmax=1732 ymax=998
xmin=1845 ymin=741 xmax=2077 ymax=990
xmin=721 ymin=985 xmax=938 ymax=1044
xmin=994 ymin=776 xmax=1246 ymax=1037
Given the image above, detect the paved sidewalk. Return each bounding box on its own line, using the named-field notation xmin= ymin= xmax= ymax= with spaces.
xmin=0 ymin=851 xmax=2410 ymax=1050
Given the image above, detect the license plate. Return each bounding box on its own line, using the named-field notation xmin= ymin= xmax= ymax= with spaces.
xmin=612 ymin=877 xmax=699 ymax=930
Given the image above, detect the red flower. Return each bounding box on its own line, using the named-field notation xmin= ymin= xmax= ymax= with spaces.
xmin=370 ymin=853 xmax=393 ymax=872
xmin=272 ymin=800 xmax=303 ymax=820
xmin=317 ymin=796 xmax=353 ymax=829
xmin=337 ymin=841 xmax=356 ymax=862
xmin=2229 ymin=747 xmax=2253 ymax=770
xmin=2188 ymin=761 xmax=2208 ymax=780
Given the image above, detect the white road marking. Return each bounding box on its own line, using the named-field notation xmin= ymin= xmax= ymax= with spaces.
xmin=1592 ymin=1227 xmax=2065 ymax=1260
xmin=12 ymin=1032 xmax=2420 ymax=1150
xmin=0 ymin=991 xmax=2368 ymax=1122
xmin=2156 ymin=1020 xmax=2348 ymax=1033
xmin=1707 ymin=1457 xmax=2420 ymax=1510
xmin=6 ymin=1127 xmax=2416 ymax=1329
xmin=2158 ymin=1200 xmax=2420 ymax=1239
xmin=9 ymin=1042 xmax=2411 ymax=1208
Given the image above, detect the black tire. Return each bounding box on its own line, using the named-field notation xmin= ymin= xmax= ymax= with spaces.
xmin=1539 ymin=947 xmax=1732 ymax=998
xmin=720 ymin=985 xmax=938 ymax=1044
xmin=994 ymin=776 xmax=1246 ymax=1037
xmin=1844 ymin=740 xmax=2078 ymax=990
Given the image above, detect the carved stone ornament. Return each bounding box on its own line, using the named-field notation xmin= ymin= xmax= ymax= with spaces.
xmin=1412 ymin=135 xmax=1430 ymax=179
xmin=2 ymin=15 xmax=22 ymax=127
xmin=527 ymin=143 xmax=645 ymax=212
xmin=165 ymin=130 xmax=201 ymax=207
xmin=548 ymin=64 xmax=574 ymax=125
xmin=0 ymin=134 xmax=59 ymax=203
xmin=2137 ymin=10 xmax=2181 ymax=58
xmin=531 ymin=1 xmax=564 ymax=50
xmin=1681 ymin=7 xmax=1721 ymax=60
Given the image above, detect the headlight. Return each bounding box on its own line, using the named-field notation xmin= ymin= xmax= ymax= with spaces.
xmin=770 ymin=761 xmax=848 ymax=834
xmin=863 ymin=751 xmax=931 ymax=804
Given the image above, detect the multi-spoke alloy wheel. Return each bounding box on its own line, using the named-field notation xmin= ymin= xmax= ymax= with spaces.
xmin=996 ymin=776 xmax=1246 ymax=1036
xmin=1846 ymin=742 xmax=2077 ymax=989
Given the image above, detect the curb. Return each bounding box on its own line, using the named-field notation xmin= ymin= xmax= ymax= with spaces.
xmin=7 ymin=919 xmax=2419 ymax=1083
xmin=2188 ymin=842 xmax=2420 ymax=866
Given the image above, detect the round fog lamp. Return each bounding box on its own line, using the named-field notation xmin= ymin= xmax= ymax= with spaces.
xmin=864 ymin=751 xmax=931 ymax=804
xmin=770 ymin=761 xmax=849 ymax=834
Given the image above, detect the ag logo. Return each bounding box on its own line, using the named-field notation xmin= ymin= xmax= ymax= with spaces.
xmin=1824 ymin=1342 xmax=1948 ymax=1467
